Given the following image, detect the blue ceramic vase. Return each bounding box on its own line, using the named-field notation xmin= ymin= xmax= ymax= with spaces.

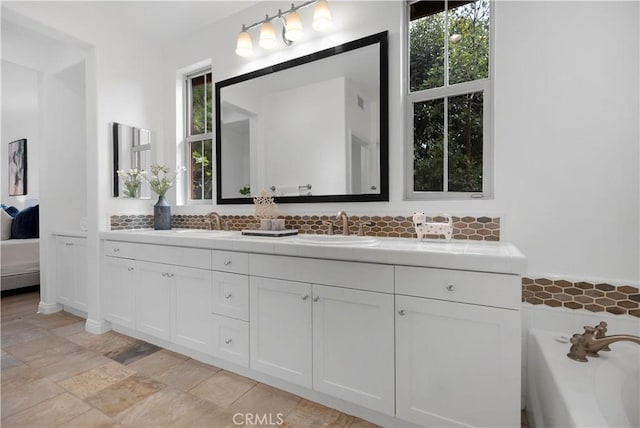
xmin=154 ymin=195 xmax=171 ymax=230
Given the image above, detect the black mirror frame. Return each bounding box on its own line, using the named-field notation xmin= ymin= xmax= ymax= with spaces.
xmin=215 ymin=31 xmax=389 ymax=205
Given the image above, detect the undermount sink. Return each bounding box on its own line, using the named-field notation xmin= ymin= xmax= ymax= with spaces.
xmin=296 ymin=234 xmax=379 ymax=246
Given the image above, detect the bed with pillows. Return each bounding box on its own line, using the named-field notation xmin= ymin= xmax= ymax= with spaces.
xmin=1 ymin=204 xmax=40 ymax=291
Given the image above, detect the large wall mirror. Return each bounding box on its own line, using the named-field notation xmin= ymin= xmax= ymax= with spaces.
xmin=111 ymin=122 xmax=152 ymax=198
xmin=216 ymin=31 xmax=388 ymax=204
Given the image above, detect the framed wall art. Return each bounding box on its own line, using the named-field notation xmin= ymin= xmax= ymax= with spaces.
xmin=8 ymin=139 xmax=27 ymax=196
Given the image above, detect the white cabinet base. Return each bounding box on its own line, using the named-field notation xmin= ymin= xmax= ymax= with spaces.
xmin=396 ymin=295 xmax=521 ymax=428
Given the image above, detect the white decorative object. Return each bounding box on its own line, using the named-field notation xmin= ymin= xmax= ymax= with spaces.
xmin=253 ymin=189 xmax=278 ymax=220
xmin=271 ymin=219 xmax=285 ymax=231
xmin=412 ymin=213 xmax=453 ymax=241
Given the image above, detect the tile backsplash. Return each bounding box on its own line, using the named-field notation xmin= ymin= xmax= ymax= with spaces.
xmin=109 ymin=213 xmax=501 ymax=241
xmin=522 ymin=277 xmax=639 ymax=318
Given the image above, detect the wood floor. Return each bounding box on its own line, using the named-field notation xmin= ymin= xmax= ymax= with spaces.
xmin=1 ymin=290 xmax=531 ymax=427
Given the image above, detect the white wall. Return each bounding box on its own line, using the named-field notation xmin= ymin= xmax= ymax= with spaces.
xmin=162 ymin=1 xmax=638 ymax=287
xmin=495 ymin=1 xmax=639 ymax=285
xmin=1 ymin=61 xmax=40 ymax=209
xmin=3 ymin=1 xmax=637 ymax=313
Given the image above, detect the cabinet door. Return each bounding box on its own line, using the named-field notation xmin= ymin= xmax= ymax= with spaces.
xmin=250 ymin=276 xmax=312 ymax=388
xmin=55 ymin=238 xmax=75 ymax=305
xmin=312 ymin=285 xmax=395 ymax=415
xmin=173 ymin=266 xmax=213 ymax=353
xmin=136 ymin=261 xmax=172 ymax=341
xmin=396 ymin=295 xmax=521 ymax=428
xmin=73 ymin=240 xmax=88 ymax=311
xmin=102 ymin=256 xmax=136 ymax=328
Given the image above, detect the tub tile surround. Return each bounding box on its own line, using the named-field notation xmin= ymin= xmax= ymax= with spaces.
xmin=522 ymin=277 xmax=640 ymax=318
xmin=110 ymin=213 xmax=501 ymax=240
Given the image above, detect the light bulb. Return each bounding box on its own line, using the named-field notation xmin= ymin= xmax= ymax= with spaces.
xmin=449 ymin=34 xmax=462 ymax=43
xmin=313 ymin=0 xmax=333 ymax=32
xmin=284 ymin=11 xmax=304 ymax=41
xmin=235 ymin=30 xmax=253 ymax=57
xmin=259 ymin=21 xmax=277 ymax=49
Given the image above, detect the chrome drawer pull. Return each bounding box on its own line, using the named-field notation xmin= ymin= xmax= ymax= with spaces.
xmin=301 ymin=295 xmax=309 ymax=301
xmin=127 ymin=267 xmax=134 ymax=271
xmin=223 ymin=260 xmax=232 ymax=266
xmin=224 ymin=338 xmax=232 ymax=345
xmin=313 ymin=296 xmax=320 ymax=302
xmin=65 ymin=243 xmax=73 ymax=247
xmin=398 ymin=309 xmax=406 ymax=316
xmin=224 ymin=293 xmax=232 ymax=299
xmin=446 ymin=283 xmax=455 ymax=292
xmin=113 ymin=248 xmax=120 ymax=253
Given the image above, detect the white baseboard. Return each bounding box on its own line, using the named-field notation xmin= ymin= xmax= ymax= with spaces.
xmin=85 ymin=318 xmax=112 ymax=334
xmin=37 ymin=301 xmax=62 ymax=314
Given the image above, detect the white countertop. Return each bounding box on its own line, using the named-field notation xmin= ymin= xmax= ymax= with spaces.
xmin=100 ymin=229 xmax=526 ymax=275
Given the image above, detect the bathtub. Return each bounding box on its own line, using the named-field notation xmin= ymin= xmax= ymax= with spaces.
xmin=526 ymin=329 xmax=639 ymax=428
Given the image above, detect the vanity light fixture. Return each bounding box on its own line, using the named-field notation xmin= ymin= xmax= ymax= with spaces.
xmin=235 ymin=0 xmax=333 ymax=57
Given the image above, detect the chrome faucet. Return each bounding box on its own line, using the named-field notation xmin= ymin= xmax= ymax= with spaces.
xmin=567 ymin=321 xmax=640 ymax=362
xmin=336 ymin=211 xmax=349 ymax=235
xmin=204 ymin=212 xmax=224 ymax=230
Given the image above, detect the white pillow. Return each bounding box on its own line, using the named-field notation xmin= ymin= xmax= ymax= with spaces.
xmin=1 ymin=209 xmax=13 ymax=240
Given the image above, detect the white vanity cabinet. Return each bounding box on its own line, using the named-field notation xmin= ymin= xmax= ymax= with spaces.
xmin=210 ymin=250 xmax=250 ymax=367
xmin=173 ymin=266 xmax=213 ymax=354
xmin=250 ymin=276 xmax=313 ymax=387
xmin=249 ymin=254 xmax=395 ymax=415
xmin=395 ymin=266 xmax=521 ymax=428
xmin=99 ymin=232 xmax=525 ymax=428
xmin=312 ymin=284 xmax=395 ymax=415
xmin=55 ymin=235 xmax=88 ymax=312
xmin=102 ymin=242 xmax=138 ymax=329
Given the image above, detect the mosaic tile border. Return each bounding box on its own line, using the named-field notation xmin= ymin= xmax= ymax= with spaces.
xmin=109 ymin=214 xmax=500 ymax=241
xmin=522 ymin=277 xmax=639 ymax=318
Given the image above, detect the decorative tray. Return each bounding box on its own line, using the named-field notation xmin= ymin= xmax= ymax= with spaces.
xmin=241 ymin=229 xmax=299 ymax=237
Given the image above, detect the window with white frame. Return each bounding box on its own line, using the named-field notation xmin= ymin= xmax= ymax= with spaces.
xmin=186 ymin=70 xmax=213 ymax=201
xmin=407 ymin=0 xmax=492 ymax=199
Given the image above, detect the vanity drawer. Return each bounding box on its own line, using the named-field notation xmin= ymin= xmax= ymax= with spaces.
xmin=212 ymin=272 xmax=249 ymax=321
xmin=211 ymin=314 xmax=249 ymax=367
xmin=138 ymin=244 xmax=211 ymax=270
xmin=250 ymin=254 xmax=394 ymax=294
xmin=212 ymin=250 xmax=249 ymax=274
xmin=104 ymin=241 xmax=138 ymax=259
xmin=395 ymin=266 xmax=520 ymax=310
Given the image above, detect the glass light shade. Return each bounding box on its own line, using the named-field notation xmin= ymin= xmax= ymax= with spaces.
xmin=449 ymin=33 xmax=463 ymax=43
xmin=312 ymin=0 xmax=333 ymax=32
xmin=235 ymin=31 xmax=253 ymax=57
xmin=284 ymin=11 xmax=304 ymax=41
xmin=259 ymin=21 xmax=277 ymax=49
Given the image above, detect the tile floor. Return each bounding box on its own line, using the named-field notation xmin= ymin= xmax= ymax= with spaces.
xmin=1 ymin=291 xmax=531 ymax=428
xmin=1 ymin=291 xmax=377 ymax=427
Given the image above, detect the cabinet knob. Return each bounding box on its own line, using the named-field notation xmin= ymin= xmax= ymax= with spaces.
xmin=313 ymin=296 xmax=320 ymax=302
xmin=398 ymin=309 xmax=406 ymax=316
xmin=127 ymin=267 xmax=134 ymax=271
xmin=301 ymin=295 xmax=309 ymax=301
xmin=113 ymin=248 xmax=120 ymax=253
xmin=446 ymin=283 xmax=455 ymax=292
xmin=65 ymin=243 xmax=73 ymax=247
xmin=224 ymin=293 xmax=232 ymax=300
xmin=223 ymin=260 xmax=232 ymax=266
xmin=224 ymin=338 xmax=232 ymax=345
xmin=168 ymin=273 xmax=174 ymax=278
